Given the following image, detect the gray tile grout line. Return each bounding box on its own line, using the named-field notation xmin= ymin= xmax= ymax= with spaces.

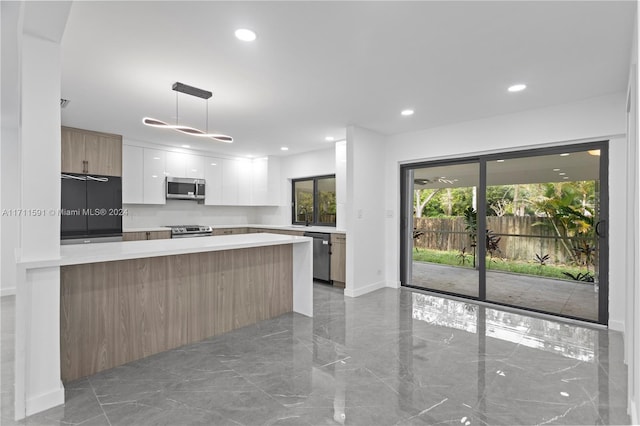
xmin=1 ymin=286 xmax=630 ymax=425
xmin=88 ymin=377 xmax=113 ymax=426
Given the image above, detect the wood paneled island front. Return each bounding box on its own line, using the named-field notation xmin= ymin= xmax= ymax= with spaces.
xmin=15 ymin=233 xmax=312 ymax=419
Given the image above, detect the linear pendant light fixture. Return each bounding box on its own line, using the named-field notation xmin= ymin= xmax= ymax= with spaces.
xmin=143 ymin=82 xmax=233 ymax=143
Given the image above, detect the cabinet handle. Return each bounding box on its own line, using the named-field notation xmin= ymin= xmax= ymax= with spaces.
xmin=146 ymin=231 xmax=150 ymax=240
xmin=83 ymin=160 xmax=88 ymax=173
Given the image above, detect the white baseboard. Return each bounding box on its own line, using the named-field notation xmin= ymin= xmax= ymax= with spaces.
xmin=609 ymin=319 xmax=625 ymax=333
xmin=1 ymin=287 xmax=16 ymax=297
xmin=630 ymin=398 xmax=638 ymax=426
xmin=386 ymin=280 xmax=401 ymax=289
xmin=344 ymin=280 xmax=386 ymax=298
xmin=23 ymin=383 xmax=65 ymax=419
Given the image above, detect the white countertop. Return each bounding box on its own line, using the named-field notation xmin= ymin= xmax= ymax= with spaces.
xmin=216 ymin=224 xmax=347 ymax=234
xmin=123 ymin=227 xmax=171 ymax=233
xmin=17 ymin=233 xmax=311 ymax=269
xmin=122 ymin=225 xmax=345 ymax=234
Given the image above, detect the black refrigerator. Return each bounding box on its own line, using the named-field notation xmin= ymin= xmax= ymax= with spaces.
xmin=61 ymin=173 xmax=123 ymax=243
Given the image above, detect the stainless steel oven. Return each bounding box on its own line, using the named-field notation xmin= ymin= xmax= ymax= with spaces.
xmin=169 ymin=225 xmax=212 ymax=238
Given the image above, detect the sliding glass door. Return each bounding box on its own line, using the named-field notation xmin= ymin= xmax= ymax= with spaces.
xmin=406 ymin=161 xmax=480 ymax=298
xmin=400 ymin=142 xmax=608 ymax=324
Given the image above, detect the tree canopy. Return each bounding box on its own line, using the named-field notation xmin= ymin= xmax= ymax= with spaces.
xmin=414 ymin=181 xmax=596 ymax=219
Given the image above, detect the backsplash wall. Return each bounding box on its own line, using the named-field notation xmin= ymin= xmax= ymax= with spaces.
xmin=122 ymin=201 xmax=261 ymax=228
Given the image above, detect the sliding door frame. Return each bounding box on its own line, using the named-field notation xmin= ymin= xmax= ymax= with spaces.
xmin=400 ymin=141 xmax=609 ymax=325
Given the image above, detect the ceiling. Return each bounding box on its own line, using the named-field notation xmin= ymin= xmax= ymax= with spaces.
xmin=58 ymin=1 xmax=635 ymax=158
xmin=413 ymin=149 xmax=601 ymax=189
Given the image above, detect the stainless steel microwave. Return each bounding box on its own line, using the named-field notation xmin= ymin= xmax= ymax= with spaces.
xmin=166 ymin=177 xmax=205 ymax=200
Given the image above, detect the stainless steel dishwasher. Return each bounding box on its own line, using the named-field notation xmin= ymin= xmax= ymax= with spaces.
xmin=304 ymin=232 xmax=331 ymax=282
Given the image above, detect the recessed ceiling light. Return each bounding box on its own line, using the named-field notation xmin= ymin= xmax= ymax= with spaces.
xmin=563 ymin=176 xmax=569 ymax=180
xmin=560 ymin=153 xmax=570 ymax=156
xmin=325 ymin=136 xmax=335 ymax=142
xmin=210 ymin=162 xmax=217 ymax=166
xmin=496 ymin=159 xmax=505 ymax=163
xmin=508 ymin=84 xmax=527 ymax=92
xmin=553 ymin=168 xmax=560 ymax=172
xmin=153 ymin=157 xmax=160 ymax=160
xmin=401 ymin=109 xmax=414 ymax=116
xmin=559 ymin=172 xmax=566 ymax=175
xmin=588 ymin=149 xmax=601 ymax=156
xmin=235 ymin=28 xmax=257 ymax=42
xmin=181 ymin=144 xmax=190 ymax=148
xmin=281 ymin=147 xmax=289 ymax=151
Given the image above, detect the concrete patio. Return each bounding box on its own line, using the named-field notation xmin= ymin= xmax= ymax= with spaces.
xmin=411 ymin=261 xmax=598 ymax=321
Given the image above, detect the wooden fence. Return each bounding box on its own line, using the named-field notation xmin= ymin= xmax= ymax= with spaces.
xmin=413 ymin=216 xmax=584 ymax=264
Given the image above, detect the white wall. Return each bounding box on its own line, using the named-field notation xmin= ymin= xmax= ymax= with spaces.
xmin=0 ymin=1 xmax=21 ymax=296
xmin=626 ymin=6 xmax=639 ymax=424
xmin=122 ymin=202 xmax=259 ymax=228
xmin=345 ymin=125 xmax=387 ymax=297
xmin=12 ymin=1 xmax=72 ymax=419
xmin=383 ymin=92 xmax=628 ymax=326
xmin=20 ymin=33 xmax=62 ymax=260
xmin=335 ymin=140 xmax=347 ymax=230
xmin=1 ymin=128 xmax=20 ymax=295
xmin=256 ymin=147 xmax=336 ymax=225
xmin=608 ymin=135 xmax=630 ymax=331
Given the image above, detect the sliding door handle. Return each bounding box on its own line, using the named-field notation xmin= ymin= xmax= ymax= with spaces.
xmin=595 ymin=220 xmax=606 ymax=238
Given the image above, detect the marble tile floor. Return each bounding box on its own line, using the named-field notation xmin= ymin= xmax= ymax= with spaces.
xmin=411 ymin=262 xmax=598 ymax=321
xmin=0 ymin=283 xmax=630 ymax=425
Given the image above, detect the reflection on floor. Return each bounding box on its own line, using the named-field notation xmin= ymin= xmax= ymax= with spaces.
xmin=412 ymin=261 xmax=598 ymax=321
xmin=1 ymin=283 xmax=629 ymax=425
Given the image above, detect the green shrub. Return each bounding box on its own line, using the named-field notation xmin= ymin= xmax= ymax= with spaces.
xmin=412 ymin=249 xmax=591 ymax=282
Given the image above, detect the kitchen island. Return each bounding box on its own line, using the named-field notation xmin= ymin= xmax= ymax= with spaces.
xmin=14 ymin=233 xmax=312 ymax=419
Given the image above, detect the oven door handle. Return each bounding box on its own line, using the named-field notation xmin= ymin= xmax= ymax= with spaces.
xmin=171 ymin=233 xmax=211 ymax=238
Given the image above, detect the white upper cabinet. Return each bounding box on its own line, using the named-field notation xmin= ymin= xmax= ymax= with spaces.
xmin=143 ymin=149 xmax=166 ymax=204
xmin=248 ymin=156 xmax=281 ymax=206
xmin=122 ymin=145 xmax=281 ymax=206
xmin=236 ymin=159 xmax=253 ymax=205
xmin=220 ymin=158 xmax=257 ymax=205
xmin=185 ymin=155 xmax=204 ymax=179
xmin=251 ymin=157 xmax=268 ymax=206
xmin=203 ymin=157 xmax=223 ymax=205
xmin=221 ymin=158 xmax=240 ymax=205
xmin=165 ymin=152 xmax=205 ymax=179
xmin=164 ymin=152 xmax=186 ymax=178
xmin=122 ymin=145 xmax=143 ymax=203
xmin=264 ymin=156 xmax=281 ymax=206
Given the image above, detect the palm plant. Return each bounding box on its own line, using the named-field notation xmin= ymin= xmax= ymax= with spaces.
xmin=463 ymin=207 xmax=478 ymax=267
xmin=462 ymin=207 xmax=502 ymax=267
xmin=532 ymin=182 xmax=595 ymax=265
